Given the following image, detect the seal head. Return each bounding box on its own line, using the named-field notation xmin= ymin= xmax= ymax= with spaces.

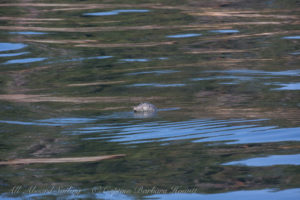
xmin=133 ymin=102 xmax=157 ymax=112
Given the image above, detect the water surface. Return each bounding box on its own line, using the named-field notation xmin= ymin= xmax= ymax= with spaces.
xmin=0 ymin=0 xmax=299 ymax=199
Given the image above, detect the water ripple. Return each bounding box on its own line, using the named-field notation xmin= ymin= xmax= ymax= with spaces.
xmin=273 ymin=83 xmax=300 ymax=90
xmin=192 ymin=70 xmax=300 ymax=86
xmin=223 ymin=154 xmax=300 ymax=166
xmin=166 ymin=33 xmax=202 ymax=38
xmin=9 ymin=31 xmax=47 ymax=35
xmin=4 ymin=57 xmax=47 ymax=64
xmin=120 ymin=58 xmax=149 ymax=62
xmin=68 ymin=118 xmax=294 ymax=145
xmin=127 ymin=70 xmax=179 ymax=76
xmin=83 ymin=9 xmax=150 ymax=16
xmin=210 ymin=29 xmax=240 ymax=34
xmin=128 ymin=83 xmax=185 ymax=87
xmin=0 ymin=42 xmax=27 ymax=52
xmin=282 ymin=36 xmax=300 ymax=40
xmin=0 ymin=52 xmax=28 ymax=57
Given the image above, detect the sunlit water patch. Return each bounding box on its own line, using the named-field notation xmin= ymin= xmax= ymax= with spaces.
xmin=83 ymin=9 xmax=150 ymax=16
xmin=9 ymin=31 xmax=48 ymax=35
xmin=0 ymin=52 xmax=28 ymax=57
xmin=223 ymin=154 xmax=300 ymax=166
xmin=210 ymin=29 xmax=240 ymax=34
xmin=166 ymin=33 xmax=202 ymax=38
xmin=0 ymin=43 xmax=27 ymax=52
xmin=4 ymin=57 xmax=47 ymax=64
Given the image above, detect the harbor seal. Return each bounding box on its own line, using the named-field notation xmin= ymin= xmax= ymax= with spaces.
xmin=133 ymin=102 xmax=157 ymax=112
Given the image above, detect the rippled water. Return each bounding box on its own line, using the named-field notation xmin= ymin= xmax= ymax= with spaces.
xmin=223 ymin=154 xmax=300 ymax=166
xmin=0 ymin=0 xmax=299 ymax=199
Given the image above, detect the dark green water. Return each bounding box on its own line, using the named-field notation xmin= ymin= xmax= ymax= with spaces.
xmin=0 ymin=0 xmax=299 ymax=199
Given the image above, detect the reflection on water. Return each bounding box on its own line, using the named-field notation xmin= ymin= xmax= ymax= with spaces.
xmin=0 ymin=119 xmax=61 ymax=126
xmin=193 ymin=70 xmax=300 ymax=87
xmin=194 ymin=126 xmax=300 ymax=144
xmin=38 ymin=117 xmax=97 ymax=125
xmin=210 ymin=29 xmax=240 ymax=34
xmin=83 ymin=9 xmax=150 ymax=16
xmin=273 ymin=83 xmax=300 ymax=91
xmin=223 ymin=154 xmax=300 ymax=166
xmin=0 ymin=0 xmax=299 ymax=199
xmin=0 ymin=52 xmax=28 ymax=57
xmin=0 ymin=43 xmax=27 ymax=52
xmin=129 ymin=83 xmax=185 ymax=87
xmin=121 ymin=57 xmax=168 ymax=63
xmin=54 ymin=55 xmax=113 ymax=63
xmin=4 ymin=57 xmax=47 ymax=64
xmin=282 ymin=36 xmax=300 ymax=40
xmin=120 ymin=58 xmax=150 ymax=62
xmin=133 ymin=112 xmax=157 ymax=119
xmin=166 ymin=33 xmax=202 ymax=38
xmin=290 ymin=52 xmax=300 ymax=55
xmin=9 ymin=31 xmax=47 ymax=35
xmin=192 ymin=75 xmax=255 ymax=82
xmin=205 ymin=69 xmax=300 ymax=76
xmin=127 ymin=70 xmax=179 ymax=76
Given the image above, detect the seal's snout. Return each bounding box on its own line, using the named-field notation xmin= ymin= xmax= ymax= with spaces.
xmin=133 ymin=106 xmax=138 ymax=112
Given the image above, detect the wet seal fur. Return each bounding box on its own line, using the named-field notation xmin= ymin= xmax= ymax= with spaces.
xmin=133 ymin=102 xmax=157 ymax=112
